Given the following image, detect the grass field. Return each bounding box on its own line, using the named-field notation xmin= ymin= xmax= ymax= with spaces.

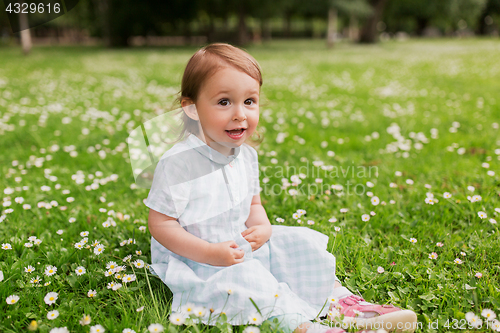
xmin=0 ymin=38 xmax=499 ymax=333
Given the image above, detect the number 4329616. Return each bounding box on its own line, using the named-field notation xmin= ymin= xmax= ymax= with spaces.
xmin=5 ymin=2 xmax=61 ymax=14
xmin=444 ymin=318 xmax=481 ymax=330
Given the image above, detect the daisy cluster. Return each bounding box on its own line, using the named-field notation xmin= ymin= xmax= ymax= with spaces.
xmin=167 ymin=300 xmax=264 ymax=333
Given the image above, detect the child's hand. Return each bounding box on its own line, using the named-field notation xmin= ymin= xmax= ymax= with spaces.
xmin=241 ymin=225 xmax=272 ymax=252
xmin=206 ymin=241 xmax=245 ymax=267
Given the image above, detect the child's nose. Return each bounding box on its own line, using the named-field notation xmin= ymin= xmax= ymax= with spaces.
xmin=232 ymin=105 xmax=247 ymax=121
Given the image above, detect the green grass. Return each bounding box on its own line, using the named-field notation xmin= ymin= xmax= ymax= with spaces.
xmin=0 ymin=38 xmax=499 ymax=333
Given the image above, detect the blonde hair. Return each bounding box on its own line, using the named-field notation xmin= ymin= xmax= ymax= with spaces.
xmin=168 ymin=43 xmax=264 ymax=147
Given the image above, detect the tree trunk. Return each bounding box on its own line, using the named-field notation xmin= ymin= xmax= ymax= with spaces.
xmin=94 ymin=0 xmax=111 ymax=46
xmin=359 ymin=0 xmax=388 ymax=44
xmin=223 ymin=16 xmax=229 ymax=34
xmin=207 ymin=15 xmax=216 ymax=43
xmin=284 ymin=12 xmax=292 ymax=38
xmin=261 ymin=17 xmax=272 ymax=40
xmin=307 ymin=17 xmax=314 ymax=37
xmin=326 ymin=7 xmax=337 ymax=49
xmin=183 ymin=19 xmax=192 ymax=44
xmin=349 ymin=15 xmax=359 ymax=41
xmin=19 ymin=7 xmax=31 ymax=55
xmin=477 ymin=11 xmax=489 ymax=35
xmin=236 ymin=3 xmax=248 ymax=46
xmin=416 ymin=18 xmax=429 ymax=36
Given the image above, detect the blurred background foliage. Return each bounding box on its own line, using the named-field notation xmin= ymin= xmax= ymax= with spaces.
xmin=0 ymin=0 xmax=500 ymax=49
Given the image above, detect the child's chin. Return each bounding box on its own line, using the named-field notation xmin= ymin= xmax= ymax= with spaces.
xmin=221 ymin=141 xmax=243 ymax=148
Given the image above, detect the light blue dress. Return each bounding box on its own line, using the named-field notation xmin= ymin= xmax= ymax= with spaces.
xmin=145 ymin=133 xmax=338 ymax=329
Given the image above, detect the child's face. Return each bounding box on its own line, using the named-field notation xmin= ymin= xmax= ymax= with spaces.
xmin=184 ymin=66 xmax=260 ymax=156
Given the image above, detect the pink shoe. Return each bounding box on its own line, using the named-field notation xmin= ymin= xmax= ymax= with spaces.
xmin=327 ymin=295 xmax=418 ymax=333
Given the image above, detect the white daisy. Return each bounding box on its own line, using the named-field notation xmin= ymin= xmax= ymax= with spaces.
xmin=44 ymin=292 xmax=58 ymax=305
xmin=148 ymin=323 xmax=165 ymax=332
xmin=94 ymin=244 xmax=105 ymax=255
xmin=248 ymin=313 xmax=263 ymax=325
xmin=6 ymin=295 xmax=20 ymax=305
xmin=79 ymin=314 xmax=91 ymax=325
xmin=44 ymin=265 xmax=57 ymax=276
xmin=193 ymin=306 xmax=207 ymax=317
xmin=133 ymin=259 xmax=145 ymax=268
xmin=481 ymin=309 xmax=496 ymax=321
xmin=30 ymin=275 xmax=41 ymax=284
xmin=47 ymin=310 xmax=60 ymax=320
xmin=122 ymin=274 xmax=136 ymax=283
xmin=75 ymin=266 xmax=86 ymax=276
xmin=180 ymin=302 xmax=195 ymax=314
xmin=24 ymin=265 xmax=35 ymax=273
xmin=90 ymin=324 xmax=105 ymax=333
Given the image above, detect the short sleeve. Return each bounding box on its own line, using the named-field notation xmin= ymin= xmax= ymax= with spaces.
xmin=248 ymin=146 xmax=261 ymax=196
xmin=144 ymin=156 xmax=191 ymax=219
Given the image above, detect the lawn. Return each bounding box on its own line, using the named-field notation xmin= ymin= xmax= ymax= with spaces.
xmin=0 ymin=38 xmax=499 ymax=333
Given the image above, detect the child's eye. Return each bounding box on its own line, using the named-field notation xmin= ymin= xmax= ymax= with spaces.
xmin=245 ymin=98 xmax=257 ymax=105
xmin=218 ymin=99 xmax=230 ymax=106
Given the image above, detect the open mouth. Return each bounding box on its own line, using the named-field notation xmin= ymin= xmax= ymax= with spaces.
xmin=225 ymin=128 xmax=246 ymax=139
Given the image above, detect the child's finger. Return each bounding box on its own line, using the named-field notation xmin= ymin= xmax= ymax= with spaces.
xmin=234 ymin=249 xmax=244 ymax=259
xmin=234 ymin=257 xmax=244 ymax=264
xmin=242 ymin=226 xmax=257 ymax=236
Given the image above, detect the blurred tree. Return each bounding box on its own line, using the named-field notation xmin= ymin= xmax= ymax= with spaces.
xmin=279 ymin=0 xmax=303 ymax=38
xmin=19 ymin=3 xmax=32 ymax=54
xmin=328 ymin=0 xmax=372 ymax=45
xmin=252 ymin=0 xmax=290 ymax=40
xmin=477 ymin=0 xmax=500 ymax=34
xmin=444 ymin=0 xmax=488 ymax=32
xmin=91 ymin=0 xmax=198 ymax=47
xmin=198 ymin=0 xmax=269 ymax=46
xmin=384 ymin=0 xmax=487 ymax=35
xmin=384 ymin=0 xmax=446 ymax=35
xmin=359 ymin=0 xmax=388 ymax=43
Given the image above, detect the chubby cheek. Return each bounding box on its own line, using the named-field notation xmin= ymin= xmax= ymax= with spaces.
xmin=247 ymin=114 xmax=259 ymax=136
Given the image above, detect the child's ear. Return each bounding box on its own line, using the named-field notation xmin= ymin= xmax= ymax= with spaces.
xmin=181 ymin=99 xmax=199 ymax=121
